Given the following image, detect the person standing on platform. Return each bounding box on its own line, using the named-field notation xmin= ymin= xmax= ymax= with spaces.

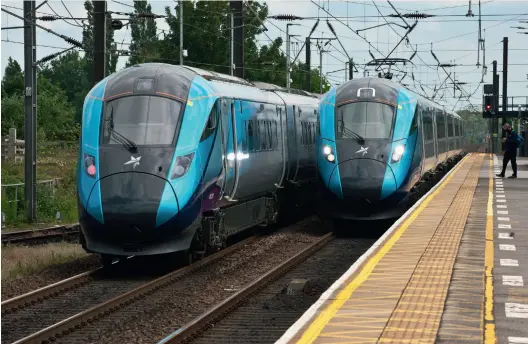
xmin=496 ymin=122 xmax=520 ymax=179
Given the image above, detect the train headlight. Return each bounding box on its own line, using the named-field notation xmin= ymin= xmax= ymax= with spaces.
xmin=171 ymin=152 xmax=195 ymax=179
xmin=323 ymin=145 xmax=335 ymax=163
xmin=84 ymin=153 xmax=96 ymax=178
xmin=391 ymin=144 xmax=405 ymax=163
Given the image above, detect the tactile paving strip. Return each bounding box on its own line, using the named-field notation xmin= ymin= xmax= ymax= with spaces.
xmin=300 ymin=154 xmax=483 ymax=344
xmin=435 ymin=159 xmax=489 ymax=344
xmin=378 ymin=155 xmax=483 ymax=343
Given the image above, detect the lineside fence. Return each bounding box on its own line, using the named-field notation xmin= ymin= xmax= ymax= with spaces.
xmin=2 ymin=128 xmax=77 ymax=162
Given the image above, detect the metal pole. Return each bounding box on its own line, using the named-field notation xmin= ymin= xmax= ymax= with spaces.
xmin=502 ymin=37 xmax=508 ymax=138
xmin=349 ymin=58 xmax=353 ymax=80
xmin=286 ymin=24 xmax=290 ymax=91
xmin=305 ymin=37 xmax=311 ymax=92
xmin=231 ymin=0 xmax=244 ymax=78
xmin=492 ymin=60 xmax=498 ymax=154
xmin=93 ymin=0 xmax=106 ymax=84
xmin=230 ymin=12 xmax=234 ymax=76
xmin=319 ymin=48 xmax=324 ymax=93
xmin=180 ymin=0 xmax=183 ymax=65
xmin=24 ymin=0 xmax=37 ymax=221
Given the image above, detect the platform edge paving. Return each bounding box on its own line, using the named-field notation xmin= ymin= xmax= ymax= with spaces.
xmin=435 ymin=155 xmax=489 ymax=344
xmin=275 ymin=154 xmax=481 ymax=344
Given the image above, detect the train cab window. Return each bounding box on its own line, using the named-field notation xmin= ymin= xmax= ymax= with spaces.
xmin=200 ymin=104 xmax=217 ymax=142
xmin=102 ymin=95 xmax=182 ymax=146
xmin=336 ymin=102 xmax=395 ymax=140
xmin=435 ymin=112 xmax=446 ymax=139
xmin=409 ymin=107 xmax=419 ymax=136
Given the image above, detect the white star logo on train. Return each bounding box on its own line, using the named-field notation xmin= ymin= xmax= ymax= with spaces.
xmin=356 ymin=146 xmax=368 ymax=156
xmin=124 ymin=156 xmax=141 ymax=169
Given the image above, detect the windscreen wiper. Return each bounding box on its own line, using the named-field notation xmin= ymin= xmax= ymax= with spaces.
xmin=111 ymin=129 xmax=138 ymax=152
xmin=106 ymin=105 xmax=138 ymax=152
xmin=341 ymin=126 xmax=365 ymax=144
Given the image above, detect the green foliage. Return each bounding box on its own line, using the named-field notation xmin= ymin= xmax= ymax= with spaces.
xmin=457 ymin=110 xmax=488 ymax=145
xmin=1 ymin=57 xmax=24 ymax=97
xmin=126 ymin=0 xmax=161 ymax=66
xmin=40 ymin=51 xmax=91 ymax=123
xmin=1 ymin=75 xmax=79 ymax=140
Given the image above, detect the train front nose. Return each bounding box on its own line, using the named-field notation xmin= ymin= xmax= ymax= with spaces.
xmin=333 ymin=158 xmax=397 ymax=202
xmin=86 ymin=172 xmax=179 ymax=243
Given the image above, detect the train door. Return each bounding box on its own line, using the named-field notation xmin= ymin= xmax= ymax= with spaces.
xmin=218 ymin=98 xmax=240 ymax=202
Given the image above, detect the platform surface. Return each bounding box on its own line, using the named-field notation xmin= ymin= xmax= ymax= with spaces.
xmin=277 ymin=153 xmax=528 ymax=344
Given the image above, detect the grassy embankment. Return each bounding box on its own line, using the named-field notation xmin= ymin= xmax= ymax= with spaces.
xmin=1 ymin=143 xmax=90 ymax=283
xmin=1 ymin=142 xmax=79 ymax=229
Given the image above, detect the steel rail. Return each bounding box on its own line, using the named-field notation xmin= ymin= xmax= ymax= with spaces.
xmin=12 ymin=236 xmax=257 ymax=344
xmin=159 ymin=232 xmax=334 ymax=344
xmin=1 ymin=267 xmax=101 ymax=316
xmin=2 ymin=224 xmax=80 ymax=245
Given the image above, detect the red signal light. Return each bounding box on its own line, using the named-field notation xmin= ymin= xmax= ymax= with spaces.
xmin=486 ymin=104 xmax=491 ymax=110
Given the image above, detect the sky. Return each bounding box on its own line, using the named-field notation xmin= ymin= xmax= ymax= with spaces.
xmin=1 ymin=0 xmax=528 ymax=111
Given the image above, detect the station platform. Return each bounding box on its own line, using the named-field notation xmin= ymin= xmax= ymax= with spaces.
xmin=277 ymin=153 xmax=528 ymax=344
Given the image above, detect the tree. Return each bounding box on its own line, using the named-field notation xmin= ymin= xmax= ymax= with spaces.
xmin=40 ymin=51 xmax=90 ymax=123
xmin=1 ymin=57 xmax=24 ymax=97
xmin=457 ymin=110 xmax=488 ymax=144
xmin=82 ymin=0 xmax=119 ymax=84
xmin=126 ymin=1 xmax=161 ymax=66
xmin=1 ymin=74 xmax=79 ymax=140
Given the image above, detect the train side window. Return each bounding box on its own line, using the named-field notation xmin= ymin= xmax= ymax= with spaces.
xmin=447 ymin=116 xmax=454 ymax=137
xmin=436 ymin=111 xmax=446 ymax=139
xmin=246 ymin=120 xmax=257 ymax=152
xmin=423 ymin=113 xmax=434 ymax=141
xmin=200 ymin=104 xmax=217 ymax=142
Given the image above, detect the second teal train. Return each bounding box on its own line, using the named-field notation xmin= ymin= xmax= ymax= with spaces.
xmin=316 ymin=77 xmax=464 ymax=220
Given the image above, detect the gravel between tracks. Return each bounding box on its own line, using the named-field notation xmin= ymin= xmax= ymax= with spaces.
xmin=1 ymin=254 xmax=100 ymax=300
xmin=190 ymin=238 xmax=375 ymax=344
xmin=53 ymin=218 xmax=326 ymax=344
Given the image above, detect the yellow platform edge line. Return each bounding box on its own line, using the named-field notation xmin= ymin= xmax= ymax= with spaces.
xmin=484 ymin=153 xmax=496 ymax=343
xmin=295 ymin=155 xmax=472 ymax=344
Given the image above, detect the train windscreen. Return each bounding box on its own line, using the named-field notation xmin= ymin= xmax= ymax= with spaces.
xmin=101 ymin=96 xmax=182 ymax=146
xmin=336 ymin=102 xmax=395 ymax=140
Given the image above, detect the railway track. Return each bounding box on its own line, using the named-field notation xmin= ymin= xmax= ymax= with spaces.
xmin=1 ymin=224 xmax=80 ymax=246
xmin=2 ymin=217 xmax=326 ymax=344
xmin=158 ymin=236 xmax=376 ymax=344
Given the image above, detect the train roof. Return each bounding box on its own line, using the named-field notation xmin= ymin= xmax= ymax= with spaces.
xmin=336 ymin=77 xmax=460 ymax=119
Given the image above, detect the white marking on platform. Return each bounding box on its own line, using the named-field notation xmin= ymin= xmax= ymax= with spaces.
xmin=499 ymin=224 xmax=512 ymax=229
xmin=497 ymin=205 xmax=508 ymax=209
xmin=497 ymin=194 xmax=506 ymax=198
xmin=503 ymin=276 xmax=524 ymax=287
xmin=501 ymin=259 xmax=519 ymax=267
xmin=497 ymin=199 xmax=507 ymax=203
xmin=498 ymin=210 xmax=509 ymax=215
xmin=498 ymin=217 xmax=511 ymax=221
xmin=500 ymin=244 xmax=516 ymax=251
xmin=497 ymin=190 xmax=505 ymax=194
xmin=499 ymin=233 xmax=513 ymax=239
xmin=505 ymin=303 xmax=528 ymax=318
xmin=509 ymin=337 xmax=528 ymax=344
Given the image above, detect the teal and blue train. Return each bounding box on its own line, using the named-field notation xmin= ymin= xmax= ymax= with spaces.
xmin=77 ymin=63 xmax=319 ymax=264
xmin=316 ymin=77 xmax=465 ymax=220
